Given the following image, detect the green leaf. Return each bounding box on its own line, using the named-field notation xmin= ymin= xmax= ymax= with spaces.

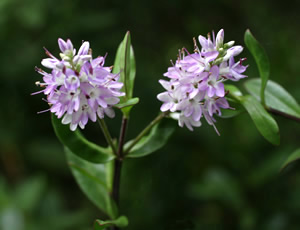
xmin=14 ymin=175 xmax=46 ymax=212
xmin=94 ymin=216 xmax=129 ymax=230
xmin=241 ymin=95 xmax=280 ymax=145
xmin=244 ymin=29 xmax=270 ymax=105
xmin=114 ymin=97 xmax=139 ymax=109
xmin=113 ymin=32 xmax=136 ymax=117
xmin=125 ymin=118 xmax=175 ymax=158
xmin=65 ymin=148 xmax=118 ymax=219
xmin=225 ymin=84 xmax=243 ymax=101
xmin=244 ymin=78 xmax=300 ymax=118
xmin=52 ymin=115 xmax=115 ymax=163
xmin=281 ymin=148 xmax=300 ymax=170
xmin=220 ymin=106 xmax=244 ymax=119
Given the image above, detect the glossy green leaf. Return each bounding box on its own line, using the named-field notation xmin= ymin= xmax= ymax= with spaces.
xmin=281 ymin=148 xmax=300 ymax=170
xmin=244 ymin=29 xmax=270 ymax=104
xmin=113 ymin=32 xmax=136 ymax=118
xmin=220 ymin=105 xmax=244 ymax=119
xmin=114 ymin=97 xmax=139 ymax=112
xmin=225 ymin=84 xmax=243 ymax=101
xmin=52 ymin=115 xmax=115 ymax=163
xmin=244 ymin=78 xmax=300 ymax=118
xmin=65 ymin=148 xmax=118 ymax=219
xmin=241 ymin=95 xmax=280 ymax=145
xmin=125 ymin=118 xmax=175 ymax=158
xmin=94 ymin=216 xmax=128 ymax=230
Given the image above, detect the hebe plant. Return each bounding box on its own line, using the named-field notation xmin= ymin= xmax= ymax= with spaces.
xmin=33 ymin=29 xmax=300 ymax=229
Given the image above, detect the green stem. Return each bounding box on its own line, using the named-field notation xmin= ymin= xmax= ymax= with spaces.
xmin=98 ymin=118 xmax=118 ymax=156
xmin=123 ymin=112 xmax=168 ymax=155
xmin=112 ymin=117 xmax=128 ymax=230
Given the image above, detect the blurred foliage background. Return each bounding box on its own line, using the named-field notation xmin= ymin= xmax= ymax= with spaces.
xmin=0 ymin=0 xmax=300 ymax=229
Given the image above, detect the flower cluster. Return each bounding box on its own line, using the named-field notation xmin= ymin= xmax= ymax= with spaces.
xmin=33 ymin=38 xmax=124 ymax=131
xmin=157 ymin=29 xmax=248 ymax=134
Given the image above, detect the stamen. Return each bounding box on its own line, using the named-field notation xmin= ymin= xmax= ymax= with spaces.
xmin=37 ymin=108 xmax=51 ymax=114
xmin=31 ymin=89 xmax=45 ymax=95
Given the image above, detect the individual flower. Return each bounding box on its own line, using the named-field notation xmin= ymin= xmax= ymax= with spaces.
xmin=33 ymin=38 xmax=125 ymax=131
xmin=157 ymin=29 xmax=248 ymax=134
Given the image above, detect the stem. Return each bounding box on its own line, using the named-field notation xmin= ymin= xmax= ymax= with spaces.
xmin=112 ymin=117 xmax=128 ymax=230
xmin=123 ymin=112 xmax=168 ymax=155
xmin=98 ymin=118 xmax=118 ymax=156
xmin=266 ymin=107 xmax=300 ymax=122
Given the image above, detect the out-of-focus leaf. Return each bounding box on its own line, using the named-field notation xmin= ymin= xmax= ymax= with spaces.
xmin=281 ymin=148 xmax=300 ymax=170
xmin=125 ymin=118 xmax=175 ymax=158
xmin=220 ymin=102 xmax=245 ymax=118
xmin=0 ymin=206 xmax=24 ymax=230
xmin=244 ymin=78 xmax=300 ymax=118
xmin=113 ymin=32 xmax=136 ymax=117
xmin=52 ymin=115 xmax=115 ymax=163
xmin=94 ymin=216 xmax=128 ymax=230
xmin=65 ymin=148 xmax=118 ymax=219
xmin=14 ymin=175 xmax=46 ymax=212
xmin=244 ymin=29 xmax=270 ymax=104
xmin=188 ymin=169 xmax=244 ymax=211
xmin=241 ymin=95 xmax=280 ymax=145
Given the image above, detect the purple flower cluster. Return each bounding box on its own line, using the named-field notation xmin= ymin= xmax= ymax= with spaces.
xmin=34 ymin=39 xmax=124 ymax=131
xmin=157 ymin=29 xmax=248 ymax=134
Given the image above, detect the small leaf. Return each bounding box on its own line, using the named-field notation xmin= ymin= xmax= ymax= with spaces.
xmin=94 ymin=216 xmax=129 ymax=230
xmin=244 ymin=29 xmax=270 ymax=104
xmin=114 ymin=97 xmax=139 ymax=109
xmin=113 ymin=32 xmax=136 ymax=118
xmin=52 ymin=115 xmax=115 ymax=163
xmin=66 ymin=148 xmax=118 ymax=219
xmin=220 ymin=107 xmax=244 ymax=119
xmin=281 ymin=148 xmax=300 ymax=170
xmin=244 ymin=78 xmax=300 ymax=118
xmin=225 ymin=84 xmax=243 ymax=101
xmin=241 ymin=95 xmax=280 ymax=145
xmin=125 ymin=118 xmax=175 ymax=158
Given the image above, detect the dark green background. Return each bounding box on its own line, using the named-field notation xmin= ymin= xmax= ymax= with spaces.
xmin=0 ymin=0 xmax=300 ymax=229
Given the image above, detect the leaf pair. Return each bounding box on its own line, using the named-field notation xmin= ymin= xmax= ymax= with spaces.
xmin=227 ymin=30 xmax=300 ymax=145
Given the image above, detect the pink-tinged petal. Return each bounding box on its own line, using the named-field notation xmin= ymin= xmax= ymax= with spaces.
xmin=192 ymin=105 xmax=202 ymax=121
xmin=210 ymin=65 xmax=219 ymax=78
xmin=216 ymin=98 xmax=230 ymax=109
xmin=79 ymin=122 xmax=85 ymax=129
xmin=161 ymin=102 xmax=172 ymax=112
xmin=82 ymin=113 xmax=89 ymax=125
xmin=105 ymin=97 xmax=120 ymax=105
xmin=157 ymin=92 xmax=172 ymax=102
xmin=184 ymin=105 xmax=193 ymax=117
xmin=88 ymin=109 xmax=97 ymax=122
xmin=97 ymin=108 xmax=105 ymax=119
xmin=66 ymin=39 xmax=73 ymax=51
xmin=62 ymin=114 xmax=72 ymax=124
xmin=104 ymin=107 xmax=115 ymax=118
xmin=70 ymin=123 xmax=77 ymax=131
xmin=202 ymin=51 xmax=219 ymax=62
xmin=176 ymin=99 xmax=189 ymax=110
xmin=91 ymin=57 xmax=105 ymax=67
xmin=216 ymin=29 xmax=224 ymax=48
xmin=58 ymin=38 xmax=67 ymax=52
xmin=78 ymin=41 xmax=90 ymax=56
xmin=159 ymin=80 xmax=172 ymax=90
xmin=41 ymin=58 xmax=58 ymax=69
xmin=198 ymin=35 xmax=208 ymax=49
xmin=97 ymin=98 xmax=108 ymax=108
xmin=189 ymin=88 xmax=199 ymax=99
xmin=215 ymin=83 xmax=225 ymax=97
xmin=207 ymin=86 xmax=215 ymax=97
